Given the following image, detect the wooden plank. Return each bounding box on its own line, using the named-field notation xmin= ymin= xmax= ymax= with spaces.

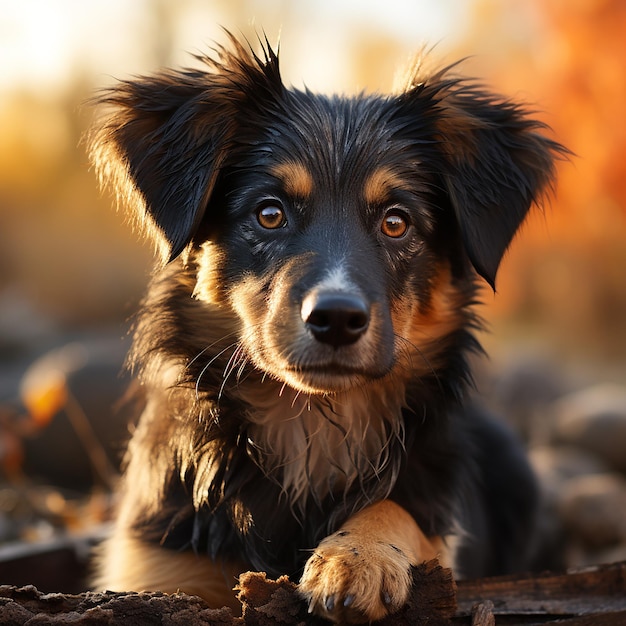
xmin=468 ymin=609 xmax=626 ymax=625
xmin=550 ymin=611 xmax=626 ymax=625
xmin=456 ymin=561 xmax=626 ymax=618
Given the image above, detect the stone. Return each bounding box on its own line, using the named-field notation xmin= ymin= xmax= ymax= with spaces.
xmin=558 ymin=473 xmax=626 ymax=548
xmin=552 ymin=384 xmax=626 ymax=473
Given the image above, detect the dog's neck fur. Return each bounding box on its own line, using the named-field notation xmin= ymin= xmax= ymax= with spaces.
xmin=132 ymin=265 xmax=440 ymax=516
xmin=235 ymin=375 xmax=407 ymax=512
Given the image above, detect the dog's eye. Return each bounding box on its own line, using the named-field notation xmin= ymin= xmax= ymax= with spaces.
xmin=381 ymin=210 xmax=409 ymax=238
xmin=256 ymin=203 xmax=287 ymax=229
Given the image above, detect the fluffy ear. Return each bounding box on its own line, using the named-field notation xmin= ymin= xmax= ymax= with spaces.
xmin=401 ymin=68 xmax=567 ymax=289
xmin=89 ymin=34 xmax=283 ymax=263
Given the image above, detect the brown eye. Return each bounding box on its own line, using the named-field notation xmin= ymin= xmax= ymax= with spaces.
xmin=257 ymin=203 xmax=286 ymax=229
xmin=381 ymin=210 xmax=409 ymax=238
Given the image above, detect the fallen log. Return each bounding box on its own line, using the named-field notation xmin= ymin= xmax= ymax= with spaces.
xmin=454 ymin=560 xmax=626 ymax=625
xmin=0 ymin=560 xmax=623 ymax=625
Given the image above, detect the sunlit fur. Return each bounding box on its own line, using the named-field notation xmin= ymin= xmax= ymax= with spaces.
xmin=90 ymin=32 xmax=566 ymax=622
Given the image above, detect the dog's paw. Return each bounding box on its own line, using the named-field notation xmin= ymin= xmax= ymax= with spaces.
xmin=298 ymin=528 xmax=414 ymax=624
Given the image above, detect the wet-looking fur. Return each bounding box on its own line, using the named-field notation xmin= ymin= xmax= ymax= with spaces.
xmin=90 ymin=33 xmax=566 ymax=623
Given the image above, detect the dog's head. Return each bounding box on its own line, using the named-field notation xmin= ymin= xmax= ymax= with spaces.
xmin=91 ymin=34 xmax=563 ymax=396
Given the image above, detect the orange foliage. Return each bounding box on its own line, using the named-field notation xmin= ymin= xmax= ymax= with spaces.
xmin=532 ymin=0 xmax=626 ymax=232
xmin=469 ymin=0 xmax=626 ymax=355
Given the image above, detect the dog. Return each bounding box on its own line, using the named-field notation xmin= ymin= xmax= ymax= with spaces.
xmin=89 ymin=32 xmax=565 ymax=623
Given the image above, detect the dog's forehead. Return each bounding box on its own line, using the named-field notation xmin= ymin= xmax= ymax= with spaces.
xmin=268 ymin=160 xmax=416 ymax=208
xmin=258 ymin=92 xmax=422 ymax=202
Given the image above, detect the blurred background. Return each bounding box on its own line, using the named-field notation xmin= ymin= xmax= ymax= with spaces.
xmin=1 ymin=0 xmax=625 ymax=591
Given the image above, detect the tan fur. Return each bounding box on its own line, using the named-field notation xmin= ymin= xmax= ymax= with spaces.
xmin=393 ymin=264 xmax=468 ymax=374
xmin=271 ymin=161 xmax=314 ymax=199
xmin=92 ymin=529 xmax=246 ymax=611
xmin=299 ymin=499 xmax=452 ymax=623
xmin=239 ymin=377 xmax=406 ymax=511
xmin=362 ymin=165 xmax=413 ymax=206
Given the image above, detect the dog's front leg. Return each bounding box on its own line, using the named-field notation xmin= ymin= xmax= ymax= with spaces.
xmin=298 ymin=499 xmax=448 ymax=624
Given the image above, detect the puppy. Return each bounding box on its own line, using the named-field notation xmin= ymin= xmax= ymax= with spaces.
xmin=90 ymin=33 xmax=565 ymax=623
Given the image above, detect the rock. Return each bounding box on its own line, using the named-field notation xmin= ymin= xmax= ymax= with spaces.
xmin=527 ymin=446 xmax=608 ymax=570
xmin=530 ymin=445 xmax=608 ymax=499
xmin=475 ymin=354 xmax=569 ymax=446
xmin=590 ymin=543 xmax=626 ymax=567
xmin=552 ymin=384 xmax=626 ymax=473
xmin=558 ymin=473 xmax=626 ymax=549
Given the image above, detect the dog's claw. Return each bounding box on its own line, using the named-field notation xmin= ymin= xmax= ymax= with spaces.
xmin=325 ymin=595 xmax=335 ymax=611
xmin=343 ymin=594 xmax=355 ymax=607
xmin=383 ymin=591 xmax=392 ymax=605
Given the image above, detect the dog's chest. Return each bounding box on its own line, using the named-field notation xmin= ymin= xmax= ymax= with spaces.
xmin=239 ymin=383 xmax=405 ymax=509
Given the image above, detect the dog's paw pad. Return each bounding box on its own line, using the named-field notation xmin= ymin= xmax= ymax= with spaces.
xmin=298 ymin=530 xmax=413 ymax=624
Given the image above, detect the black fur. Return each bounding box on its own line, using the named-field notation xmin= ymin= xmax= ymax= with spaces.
xmin=91 ymin=33 xmax=565 ymax=592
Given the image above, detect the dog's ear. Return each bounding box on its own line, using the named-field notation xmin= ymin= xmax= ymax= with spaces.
xmin=89 ymin=34 xmax=283 ymax=263
xmin=399 ymin=68 xmax=566 ymax=289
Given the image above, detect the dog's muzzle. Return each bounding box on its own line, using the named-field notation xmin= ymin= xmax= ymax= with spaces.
xmin=301 ymin=291 xmax=370 ymax=348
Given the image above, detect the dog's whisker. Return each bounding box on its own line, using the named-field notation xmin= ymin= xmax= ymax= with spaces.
xmin=288 ymin=390 xmax=299 ymax=407
xmin=193 ymin=322 xmax=269 ymax=399
xmin=218 ymin=349 xmax=250 ymax=401
xmin=195 ymin=341 xmax=241 ymax=399
xmin=186 ymin=328 xmax=243 ymax=373
xmin=222 ymin=342 xmax=245 ymax=377
xmin=235 ymin=359 xmax=248 ymax=382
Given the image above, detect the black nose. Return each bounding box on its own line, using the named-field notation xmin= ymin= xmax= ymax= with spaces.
xmin=302 ymin=292 xmax=370 ymax=348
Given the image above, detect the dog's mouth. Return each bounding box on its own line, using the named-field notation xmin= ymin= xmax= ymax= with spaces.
xmin=236 ymin=322 xmax=394 ymax=395
xmin=279 ymin=361 xmax=391 ymax=394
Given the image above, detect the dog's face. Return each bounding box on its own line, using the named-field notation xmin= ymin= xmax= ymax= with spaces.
xmin=198 ymin=94 xmax=458 ymax=394
xmin=91 ymin=36 xmax=561 ymax=397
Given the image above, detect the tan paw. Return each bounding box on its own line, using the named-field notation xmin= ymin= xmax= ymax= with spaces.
xmin=298 ymin=528 xmax=413 ymax=624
